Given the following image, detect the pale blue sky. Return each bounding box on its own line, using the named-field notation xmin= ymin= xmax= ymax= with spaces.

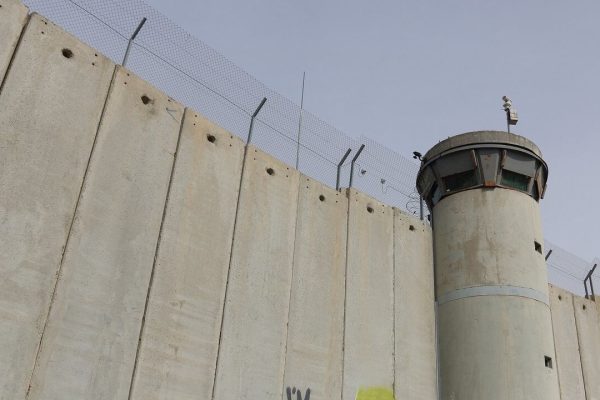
xmin=145 ymin=0 xmax=598 ymax=263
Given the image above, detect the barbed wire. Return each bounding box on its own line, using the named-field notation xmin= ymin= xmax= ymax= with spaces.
xmin=21 ymin=0 xmax=596 ymax=295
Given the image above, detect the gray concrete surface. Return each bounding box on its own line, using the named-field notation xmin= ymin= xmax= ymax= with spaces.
xmin=434 ymin=189 xmax=549 ymax=297
xmin=430 ymin=133 xmax=559 ymax=400
xmin=394 ymin=210 xmax=437 ymax=400
xmin=0 ymin=0 xmax=28 ymax=85
xmin=282 ymin=177 xmax=347 ymax=400
xmin=0 ymin=13 xmax=114 ymax=399
xmin=439 ymin=296 xmax=559 ymax=399
xmin=129 ymin=110 xmax=245 ymax=400
xmin=574 ymin=296 xmax=600 ymax=400
xmin=549 ymin=285 xmax=586 ymax=400
xmin=212 ymin=146 xmax=299 ymax=400
xmin=26 ymin=67 xmax=183 ymax=400
xmin=343 ymin=190 xmax=394 ymax=400
xmin=422 ymin=130 xmax=544 ymax=160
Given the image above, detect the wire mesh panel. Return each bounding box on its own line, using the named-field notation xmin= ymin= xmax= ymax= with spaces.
xmin=21 ymin=0 xmax=596 ymax=294
xmin=545 ymin=239 xmax=597 ymax=297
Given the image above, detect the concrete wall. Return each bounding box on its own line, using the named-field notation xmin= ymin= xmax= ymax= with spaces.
xmin=282 ymin=178 xmax=347 ymax=400
xmin=212 ymin=146 xmax=300 ymax=400
xmin=27 ymin=67 xmax=183 ymax=399
xmin=549 ymin=285 xmax=586 ymax=400
xmin=129 ymin=110 xmax=245 ymax=400
xmin=0 ymin=0 xmax=29 ymax=84
xmin=0 ymin=13 xmax=114 ymax=399
xmin=394 ymin=211 xmax=437 ymax=400
xmin=574 ymin=296 xmax=600 ymax=400
xmin=343 ymin=190 xmax=395 ymax=400
xmin=22 ymin=3 xmax=600 ymax=400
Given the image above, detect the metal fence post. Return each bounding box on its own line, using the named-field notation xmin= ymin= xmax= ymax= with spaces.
xmin=584 ymin=263 xmax=597 ymax=300
xmin=335 ymin=148 xmax=352 ymax=191
xmin=247 ymin=97 xmax=267 ymax=145
xmin=349 ymin=144 xmax=365 ymax=189
xmin=122 ymin=17 xmax=147 ymax=66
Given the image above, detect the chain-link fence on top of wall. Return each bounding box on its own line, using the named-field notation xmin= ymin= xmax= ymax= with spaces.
xmin=545 ymin=240 xmax=599 ymax=298
xmin=21 ymin=0 xmax=597 ymax=296
xmin=21 ymin=0 xmax=424 ymax=219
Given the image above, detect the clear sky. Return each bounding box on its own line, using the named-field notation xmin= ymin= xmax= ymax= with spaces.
xmin=144 ymin=0 xmax=598 ymax=263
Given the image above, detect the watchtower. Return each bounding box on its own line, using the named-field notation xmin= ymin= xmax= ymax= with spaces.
xmin=417 ymin=131 xmax=559 ymax=399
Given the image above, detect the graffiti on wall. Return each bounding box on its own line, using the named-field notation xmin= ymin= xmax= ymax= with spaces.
xmin=286 ymin=386 xmax=311 ymax=400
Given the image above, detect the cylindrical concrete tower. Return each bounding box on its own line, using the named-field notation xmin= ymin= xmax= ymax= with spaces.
xmin=416 ymin=131 xmax=559 ymax=399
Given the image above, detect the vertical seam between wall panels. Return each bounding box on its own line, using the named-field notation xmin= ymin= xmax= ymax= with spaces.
xmin=0 ymin=11 xmax=30 ymax=94
xmin=24 ymin=65 xmax=118 ymax=399
xmin=574 ymin=297 xmax=590 ymax=400
xmin=548 ymin=289 xmax=563 ymax=399
xmin=392 ymin=209 xmax=397 ymax=398
xmin=279 ymin=174 xmax=302 ymax=400
xmin=340 ymin=189 xmax=351 ymax=400
xmin=126 ymin=107 xmax=186 ymax=400
xmin=210 ymin=142 xmax=251 ymax=400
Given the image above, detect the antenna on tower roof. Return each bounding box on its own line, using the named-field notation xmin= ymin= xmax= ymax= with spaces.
xmin=502 ymin=96 xmax=519 ymax=133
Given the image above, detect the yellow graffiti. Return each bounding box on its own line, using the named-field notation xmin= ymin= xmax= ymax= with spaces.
xmin=355 ymin=387 xmax=394 ymax=400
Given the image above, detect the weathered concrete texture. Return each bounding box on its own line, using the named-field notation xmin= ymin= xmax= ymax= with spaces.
xmin=439 ymin=296 xmax=559 ymax=400
xmin=213 ymin=146 xmax=299 ymax=400
xmin=0 ymin=0 xmax=28 ymax=85
xmin=434 ymin=189 xmax=549 ymax=296
xmin=393 ymin=211 xmax=437 ymax=400
xmin=433 ymin=186 xmax=559 ymax=399
xmin=0 ymin=14 xmax=114 ymax=399
xmin=343 ymin=190 xmax=394 ymax=400
xmin=283 ymin=177 xmax=347 ymax=400
xmin=574 ymin=296 xmax=600 ymax=400
xmin=129 ymin=110 xmax=245 ymax=400
xmin=27 ymin=67 xmax=183 ymax=400
xmin=549 ymin=285 xmax=585 ymax=400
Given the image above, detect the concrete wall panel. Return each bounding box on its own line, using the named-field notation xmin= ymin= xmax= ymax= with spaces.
xmin=0 ymin=0 xmax=28 ymax=85
xmin=129 ymin=110 xmax=244 ymax=400
xmin=27 ymin=67 xmax=183 ymax=400
xmin=283 ymin=177 xmax=347 ymax=400
xmin=434 ymin=189 xmax=549 ymax=296
xmin=343 ymin=190 xmax=394 ymax=400
xmin=394 ymin=211 xmax=437 ymax=400
xmin=213 ymin=146 xmax=299 ymax=400
xmin=549 ymin=285 xmax=585 ymax=400
xmin=0 ymin=14 xmax=114 ymax=399
xmin=439 ymin=296 xmax=559 ymax=400
xmin=574 ymin=296 xmax=600 ymax=400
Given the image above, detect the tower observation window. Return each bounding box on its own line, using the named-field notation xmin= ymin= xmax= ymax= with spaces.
xmin=443 ymin=170 xmax=479 ymax=192
xmin=501 ymin=169 xmax=530 ymax=192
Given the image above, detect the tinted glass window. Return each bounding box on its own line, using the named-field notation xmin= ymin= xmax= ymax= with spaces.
xmin=501 ymin=169 xmax=529 ymax=191
xmin=443 ymin=170 xmax=479 ymax=192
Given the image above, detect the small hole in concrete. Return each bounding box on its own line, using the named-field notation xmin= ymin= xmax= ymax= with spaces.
xmin=409 ymin=225 xmax=415 ymax=231
xmin=534 ymin=241 xmax=542 ymax=254
xmin=319 ymin=195 xmax=325 ymax=202
xmin=207 ymin=134 xmax=216 ymax=143
xmin=62 ymin=48 xmax=73 ymax=59
xmin=266 ymin=167 xmax=275 ymax=176
xmin=558 ymin=295 xmax=562 ymax=301
xmin=141 ymin=95 xmax=151 ymax=105
xmin=545 ymin=356 xmax=553 ymax=369
xmin=583 ymin=305 xmax=587 ymax=310
xmin=366 ymin=206 xmax=374 ymax=214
